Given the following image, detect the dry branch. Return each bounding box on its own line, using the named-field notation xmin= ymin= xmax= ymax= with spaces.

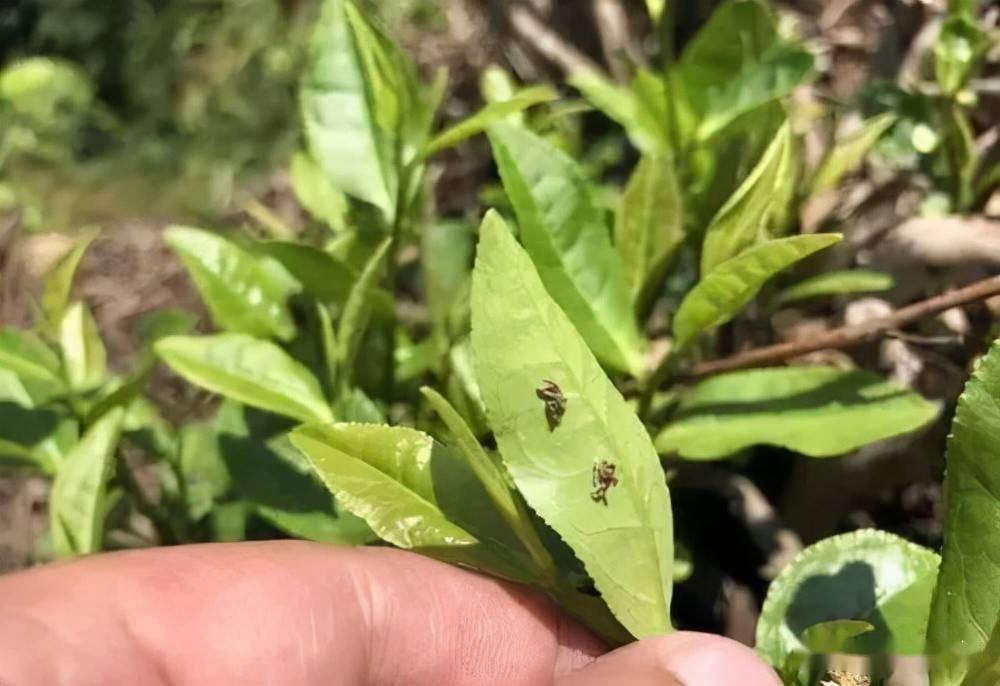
xmin=692 ymin=274 xmax=1000 ymax=378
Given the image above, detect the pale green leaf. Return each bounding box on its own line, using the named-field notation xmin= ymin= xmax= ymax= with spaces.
xmin=50 ymin=408 xmax=124 ymax=557
xmin=290 ymin=422 xmax=537 ymax=582
xmin=424 ymin=85 xmax=556 ymax=157
xmin=776 ymin=270 xmax=894 ymax=305
xmin=471 ymin=211 xmax=673 ymax=638
xmin=757 ymin=530 xmax=941 ymax=664
xmin=677 ymin=233 xmax=841 ymax=347
xmin=301 ymin=0 xmax=398 ymax=217
xmin=59 ymin=301 xmax=107 ymax=392
xmin=421 ymin=221 xmax=474 ymax=337
xmin=488 ymin=124 xmax=645 ymax=375
xmin=655 ymin=367 xmax=936 ymax=459
xmin=289 ymin=150 xmax=348 ymax=232
xmin=178 ymin=422 xmax=232 ymax=521
xmin=927 ymin=340 xmax=1000 ymax=678
xmin=811 ymin=113 xmax=897 ymax=195
xmin=41 ymin=230 xmax=96 ymax=328
xmin=420 ymin=386 xmax=556 ymax=581
xmin=165 ymin=226 xmax=299 ymax=341
xmin=215 ymin=402 xmax=374 ymax=545
xmin=155 ymin=334 xmax=333 ymax=423
xmin=800 ymin=620 xmax=876 ymax=653
xmin=697 ymin=45 xmax=814 ymax=142
xmin=934 ymin=15 xmax=987 ymax=96
xmin=700 ymin=122 xmax=792 ymax=275
xmin=337 ymin=238 xmax=391 ymax=379
xmin=616 ymin=154 xmax=684 ymax=307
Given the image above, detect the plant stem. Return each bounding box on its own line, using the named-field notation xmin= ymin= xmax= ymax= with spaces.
xmin=690 ymin=274 xmax=1000 ymax=378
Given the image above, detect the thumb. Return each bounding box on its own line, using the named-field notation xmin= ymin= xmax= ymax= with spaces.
xmin=557 ymin=632 xmax=782 ymax=686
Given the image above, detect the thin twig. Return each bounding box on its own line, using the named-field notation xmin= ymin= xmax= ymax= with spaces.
xmin=487 ymin=0 xmax=604 ymax=75
xmin=692 ymin=274 xmax=1000 ymax=378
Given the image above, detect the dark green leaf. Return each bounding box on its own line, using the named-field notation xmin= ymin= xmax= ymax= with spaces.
xmin=927 ymin=340 xmax=1000 ymax=676
xmin=677 ymin=233 xmax=842 ymax=347
xmin=50 ymin=408 xmax=124 ymax=557
xmin=655 ymin=367 xmax=936 ymax=459
xmin=616 ymin=154 xmax=685 ymax=308
xmin=488 ymin=124 xmax=645 ymax=375
xmin=935 ymin=15 xmax=987 ymax=96
xmin=697 ymin=45 xmax=814 ymax=142
xmin=471 ymin=211 xmax=673 ymax=638
xmin=165 ymin=226 xmax=299 ymax=341
xmin=257 ymin=241 xmax=357 ymax=307
xmin=337 ymin=238 xmax=391 ymax=380
xmin=569 ymin=70 xmax=669 ymax=153
xmin=757 ymin=530 xmax=940 ymax=664
xmin=156 ymin=334 xmax=333 ymax=423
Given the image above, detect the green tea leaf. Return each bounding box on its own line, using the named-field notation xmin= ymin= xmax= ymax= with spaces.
xmin=934 ymin=15 xmax=987 ymax=96
xmin=0 ymin=327 xmax=66 ymax=402
xmin=677 ymin=233 xmax=841 ymax=347
xmin=165 ymin=226 xmax=299 ymax=341
xmin=424 ymin=85 xmax=556 ymax=157
xmin=337 ymin=238 xmax=391 ymax=380
xmin=810 ymin=113 xmax=897 ymax=194
xmin=41 ymin=230 xmax=96 ymax=329
xmin=800 ymin=620 xmax=876 ymax=653
xmin=616 ymin=154 xmax=685 ymax=309
xmin=961 ymin=617 xmax=1000 ymax=686
xmin=216 ymin=403 xmax=373 ymax=545
xmin=50 ymin=407 xmax=124 ymax=557
xmin=178 ymin=422 xmax=232 ymax=521
xmin=471 ymin=211 xmax=673 ymax=638
xmin=59 ymin=301 xmax=107 ymax=392
xmin=700 ymin=122 xmax=792 ymax=275
xmin=757 ymin=530 xmax=941 ymax=664
xmin=256 ymin=241 xmax=357 ymax=307
xmin=291 ymin=422 xmax=537 ymax=582
xmin=675 ymin=0 xmax=777 ymax=118
xmin=569 ymin=70 xmax=669 ymax=153
xmin=301 ymin=0 xmax=399 ymax=218
xmin=488 ymin=124 xmax=645 ymax=375
xmin=927 ymin=340 xmax=1000 ymax=674
xmin=697 ymin=45 xmax=814 ymax=142
xmin=776 ymin=270 xmax=894 ymax=305
xmin=422 ymin=221 xmax=474 ymax=338
xmin=289 ymin=150 xmax=348 ymax=232
xmin=655 ymin=367 xmax=936 ymax=459
xmin=156 ymin=334 xmax=333 ymax=423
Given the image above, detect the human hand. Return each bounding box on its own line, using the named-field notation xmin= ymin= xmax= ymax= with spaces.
xmin=0 ymin=541 xmax=780 ymax=685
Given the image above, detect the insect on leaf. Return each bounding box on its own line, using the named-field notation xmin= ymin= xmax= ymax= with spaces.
xmin=471 ymin=210 xmax=673 ymax=639
xmin=676 ymin=233 xmax=841 ymax=348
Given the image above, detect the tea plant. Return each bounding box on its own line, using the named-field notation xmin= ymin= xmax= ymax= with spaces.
xmin=0 ymin=0 xmax=997 ymax=683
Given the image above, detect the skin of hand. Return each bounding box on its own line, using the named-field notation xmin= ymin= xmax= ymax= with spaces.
xmin=0 ymin=541 xmax=781 ymax=686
